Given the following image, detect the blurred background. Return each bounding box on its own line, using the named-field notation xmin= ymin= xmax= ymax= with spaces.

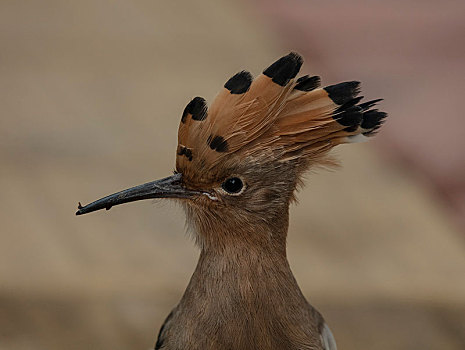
xmin=1 ymin=0 xmax=464 ymax=349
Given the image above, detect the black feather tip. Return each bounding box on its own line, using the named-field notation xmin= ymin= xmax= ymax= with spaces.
xmin=324 ymin=81 xmax=361 ymax=105
xmin=181 ymin=96 xmax=208 ymax=123
xmin=335 ymin=106 xmax=363 ymax=127
xmin=359 ymin=98 xmax=383 ymax=111
xmin=224 ymin=71 xmax=253 ymax=94
xmin=294 ymin=75 xmax=321 ymax=92
xmin=207 ymin=135 xmax=229 ymax=152
xmin=361 ymin=110 xmax=387 ymax=131
xmin=335 ymin=96 xmax=364 ymax=113
xmin=263 ymin=52 xmax=303 ymax=86
xmin=177 ymin=145 xmax=193 ymax=161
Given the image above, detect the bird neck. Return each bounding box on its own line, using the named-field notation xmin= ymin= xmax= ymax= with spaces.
xmin=191 ymin=243 xmax=298 ymax=294
xmin=191 ymin=206 xmax=302 ymax=300
xmin=186 ymin=221 xmax=297 ymax=302
xmin=173 ymin=242 xmax=315 ymax=349
xmin=169 ymin=207 xmax=320 ymax=349
xmin=184 ymin=203 xmax=298 ymax=299
xmin=184 ymin=199 xmax=303 ymax=298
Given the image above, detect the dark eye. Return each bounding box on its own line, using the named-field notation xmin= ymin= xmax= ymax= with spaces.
xmin=222 ymin=177 xmax=243 ymax=194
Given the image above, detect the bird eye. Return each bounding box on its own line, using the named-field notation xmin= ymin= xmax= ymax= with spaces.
xmin=221 ymin=177 xmax=244 ymax=194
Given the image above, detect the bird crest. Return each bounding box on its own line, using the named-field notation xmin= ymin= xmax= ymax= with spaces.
xmin=177 ymin=52 xmax=385 ymax=184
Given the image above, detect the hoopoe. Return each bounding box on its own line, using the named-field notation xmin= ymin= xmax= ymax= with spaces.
xmin=77 ymin=52 xmax=386 ymax=350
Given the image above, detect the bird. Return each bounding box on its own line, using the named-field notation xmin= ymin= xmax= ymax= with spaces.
xmin=76 ymin=52 xmax=386 ymax=350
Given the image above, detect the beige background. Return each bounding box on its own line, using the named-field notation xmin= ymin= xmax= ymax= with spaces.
xmin=1 ymin=1 xmax=464 ymax=349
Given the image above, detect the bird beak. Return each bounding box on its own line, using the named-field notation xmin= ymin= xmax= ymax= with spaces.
xmin=76 ymin=173 xmax=201 ymax=216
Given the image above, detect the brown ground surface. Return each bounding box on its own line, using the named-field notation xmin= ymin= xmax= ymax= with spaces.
xmin=1 ymin=1 xmax=464 ymax=349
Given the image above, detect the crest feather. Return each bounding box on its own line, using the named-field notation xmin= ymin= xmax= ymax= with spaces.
xmin=176 ymin=53 xmax=386 ymax=181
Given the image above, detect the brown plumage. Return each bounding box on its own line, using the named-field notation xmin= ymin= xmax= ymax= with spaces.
xmin=76 ymin=52 xmax=387 ymax=350
xmin=177 ymin=53 xmax=385 ymax=187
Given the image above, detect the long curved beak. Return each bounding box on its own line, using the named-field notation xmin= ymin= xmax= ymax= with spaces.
xmin=76 ymin=173 xmax=200 ymax=216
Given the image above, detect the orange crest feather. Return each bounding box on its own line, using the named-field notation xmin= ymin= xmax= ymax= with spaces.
xmin=176 ymin=53 xmax=386 ymax=181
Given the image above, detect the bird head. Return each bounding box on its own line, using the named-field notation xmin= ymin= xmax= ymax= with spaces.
xmin=76 ymin=52 xmax=386 ymax=249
